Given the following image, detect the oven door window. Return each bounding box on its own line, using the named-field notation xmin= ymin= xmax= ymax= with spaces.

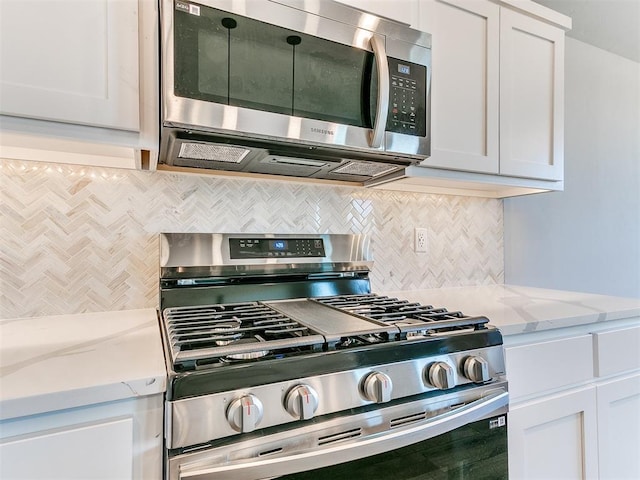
xmin=278 ymin=416 xmax=507 ymax=480
xmin=173 ymin=4 xmax=377 ymax=128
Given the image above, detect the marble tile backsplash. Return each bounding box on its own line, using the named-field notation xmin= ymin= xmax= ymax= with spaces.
xmin=0 ymin=159 xmax=503 ymax=318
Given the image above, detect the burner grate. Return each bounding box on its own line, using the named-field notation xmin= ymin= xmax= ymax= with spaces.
xmin=315 ymin=294 xmax=465 ymax=322
xmin=163 ymin=302 xmax=325 ymax=368
xmin=314 ymin=294 xmax=488 ymax=336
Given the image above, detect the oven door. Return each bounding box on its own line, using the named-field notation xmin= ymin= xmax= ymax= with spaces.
xmin=168 ymin=386 xmax=508 ymax=480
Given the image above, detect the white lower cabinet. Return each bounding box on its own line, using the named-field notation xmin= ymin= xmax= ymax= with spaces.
xmin=0 ymin=417 xmax=134 ymax=480
xmin=596 ymin=376 xmax=640 ymax=480
xmin=596 ymin=374 xmax=640 ymax=479
xmin=506 ymin=322 xmax=640 ymax=479
xmin=0 ymin=394 xmax=163 ymax=480
xmin=593 ymin=325 xmax=640 ymax=479
xmin=508 ymin=386 xmax=598 ymax=479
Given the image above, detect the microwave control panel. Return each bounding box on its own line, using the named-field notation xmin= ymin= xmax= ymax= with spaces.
xmin=387 ymin=58 xmax=427 ymax=137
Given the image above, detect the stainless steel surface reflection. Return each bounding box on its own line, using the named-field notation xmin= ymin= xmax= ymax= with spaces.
xmin=167 ymin=346 xmax=506 ymax=448
xmin=159 ymin=0 xmax=432 ymax=183
xmin=158 ymin=232 xmax=508 ymax=480
xmin=160 ymin=233 xmax=372 ymax=277
xmin=168 ymin=384 xmax=508 ymax=480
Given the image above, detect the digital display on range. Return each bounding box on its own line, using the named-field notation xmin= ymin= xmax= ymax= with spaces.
xmin=270 ymin=240 xmax=287 ymax=251
xmin=229 ymin=238 xmax=325 ymax=259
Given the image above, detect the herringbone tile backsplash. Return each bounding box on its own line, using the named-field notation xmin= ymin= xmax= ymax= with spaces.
xmin=1 ymin=159 xmax=503 ymax=318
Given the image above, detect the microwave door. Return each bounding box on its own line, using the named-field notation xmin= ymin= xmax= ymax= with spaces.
xmin=284 ymin=27 xmax=385 ymax=152
xmin=164 ymin=0 xmax=387 ymax=153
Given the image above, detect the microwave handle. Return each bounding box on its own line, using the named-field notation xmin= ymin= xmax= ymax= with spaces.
xmin=177 ymin=391 xmax=508 ymax=480
xmin=369 ymin=35 xmax=390 ymax=149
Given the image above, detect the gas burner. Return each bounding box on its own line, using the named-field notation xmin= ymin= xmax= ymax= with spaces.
xmin=222 ymin=335 xmax=270 ymax=361
xmin=213 ymin=318 xmax=242 ymax=346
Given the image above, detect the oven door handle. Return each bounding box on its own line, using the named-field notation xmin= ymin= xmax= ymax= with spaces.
xmin=178 ymin=391 xmax=508 ymax=480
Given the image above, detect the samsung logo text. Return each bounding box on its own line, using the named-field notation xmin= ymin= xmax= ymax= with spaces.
xmin=310 ymin=127 xmax=335 ymax=136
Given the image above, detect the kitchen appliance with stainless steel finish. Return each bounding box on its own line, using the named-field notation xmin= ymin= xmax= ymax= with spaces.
xmin=158 ymin=0 xmax=431 ymax=185
xmin=159 ymin=233 xmax=508 ymax=480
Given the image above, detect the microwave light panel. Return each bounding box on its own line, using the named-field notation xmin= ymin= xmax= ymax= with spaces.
xmin=178 ymin=143 xmax=250 ymax=163
xmin=331 ymin=161 xmax=399 ymax=177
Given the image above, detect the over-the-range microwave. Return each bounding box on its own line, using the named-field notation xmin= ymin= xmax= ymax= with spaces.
xmin=159 ymin=0 xmax=432 ymax=185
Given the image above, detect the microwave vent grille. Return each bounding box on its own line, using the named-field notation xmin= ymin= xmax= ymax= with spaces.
xmin=178 ymin=143 xmax=250 ymax=163
xmin=330 ymin=161 xmax=399 ymax=178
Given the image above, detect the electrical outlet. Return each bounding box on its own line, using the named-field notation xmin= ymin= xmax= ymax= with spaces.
xmin=414 ymin=227 xmax=428 ymax=253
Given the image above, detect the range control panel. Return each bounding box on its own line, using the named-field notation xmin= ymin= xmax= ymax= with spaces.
xmin=229 ymin=238 xmax=326 ymax=259
xmin=386 ymin=57 xmax=427 ymax=137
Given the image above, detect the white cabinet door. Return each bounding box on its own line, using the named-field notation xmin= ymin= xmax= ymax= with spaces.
xmin=0 ymin=0 xmax=140 ymax=131
xmin=335 ymin=0 xmax=420 ymax=27
xmin=505 ymin=334 xmax=593 ymax=402
xmin=0 ymin=417 xmax=133 ymax=480
xmin=508 ymin=386 xmax=598 ymax=480
xmin=499 ymin=8 xmax=564 ymax=180
xmin=419 ymin=0 xmax=500 ymax=174
xmin=596 ymin=374 xmax=640 ymax=479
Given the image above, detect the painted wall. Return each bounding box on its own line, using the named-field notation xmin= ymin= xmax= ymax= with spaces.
xmin=505 ymin=38 xmax=640 ymax=298
xmin=0 ymin=160 xmax=503 ymax=318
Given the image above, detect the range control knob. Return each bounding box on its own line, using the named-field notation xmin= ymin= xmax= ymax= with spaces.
xmin=284 ymin=384 xmax=319 ymax=420
xmin=463 ymin=356 xmax=491 ymax=383
xmin=226 ymin=394 xmax=264 ymax=433
xmin=362 ymin=371 xmax=393 ymax=403
xmin=427 ymin=362 xmax=455 ymax=390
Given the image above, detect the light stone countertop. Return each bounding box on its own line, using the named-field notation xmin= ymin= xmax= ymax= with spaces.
xmin=382 ymin=284 xmax=640 ymax=337
xmin=2 ymin=285 xmax=639 ymax=422
xmin=0 ymin=308 xmax=167 ymax=421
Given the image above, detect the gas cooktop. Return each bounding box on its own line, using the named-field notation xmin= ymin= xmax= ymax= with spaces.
xmin=162 ymin=293 xmax=491 ymax=372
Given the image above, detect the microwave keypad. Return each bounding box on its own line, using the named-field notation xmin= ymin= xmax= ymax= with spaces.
xmin=390 ymin=76 xmax=418 ymax=133
xmin=386 ymin=58 xmax=427 ymax=137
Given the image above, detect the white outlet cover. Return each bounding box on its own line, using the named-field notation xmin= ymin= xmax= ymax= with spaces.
xmin=415 ymin=228 xmax=428 ymax=253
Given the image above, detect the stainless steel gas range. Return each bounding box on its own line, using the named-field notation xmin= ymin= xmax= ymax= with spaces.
xmin=159 ymin=233 xmax=508 ymax=480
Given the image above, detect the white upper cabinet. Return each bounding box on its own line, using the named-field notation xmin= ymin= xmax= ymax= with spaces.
xmin=373 ymin=0 xmax=570 ymax=197
xmin=0 ymin=0 xmax=158 ymax=169
xmin=419 ymin=0 xmax=567 ymax=181
xmin=1 ymin=0 xmax=139 ymax=131
xmin=420 ymin=0 xmax=500 ymax=174
xmin=499 ymin=8 xmax=565 ymax=180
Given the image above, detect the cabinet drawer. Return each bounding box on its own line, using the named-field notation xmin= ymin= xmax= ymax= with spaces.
xmin=593 ymin=325 xmax=640 ymax=377
xmin=506 ymin=335 xmax=593 ymax=401
xmin=0 ymin=417 xmax=133 ymax=479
